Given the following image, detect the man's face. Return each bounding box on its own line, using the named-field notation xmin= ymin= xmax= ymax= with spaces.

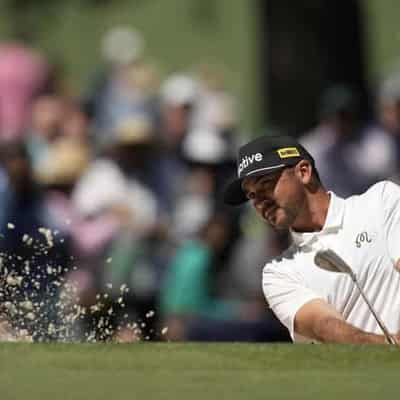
xmin=242 ymin=166 xmax=306 ymax=230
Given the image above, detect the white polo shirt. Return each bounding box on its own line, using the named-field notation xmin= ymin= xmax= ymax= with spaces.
xmin=262 ymin=180 xmax=400 ymax=342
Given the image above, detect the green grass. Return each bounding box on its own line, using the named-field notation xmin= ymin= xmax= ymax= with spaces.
xmin=0 ymin=343 xmax=399 ymax=400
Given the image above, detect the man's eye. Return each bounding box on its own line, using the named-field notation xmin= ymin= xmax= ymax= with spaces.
xmin=247 ymin=192 xmax=255 ymax=200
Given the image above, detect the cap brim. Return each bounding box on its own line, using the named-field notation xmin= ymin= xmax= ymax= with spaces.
xmin=223 ymin=167 xmax=287 ymax=206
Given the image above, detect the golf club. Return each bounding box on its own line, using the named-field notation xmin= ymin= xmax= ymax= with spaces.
xmin=314 ymin=248 xmax=397 ymax=345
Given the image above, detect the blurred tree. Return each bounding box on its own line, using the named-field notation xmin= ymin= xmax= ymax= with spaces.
xmin=3 ymin=0 xmax=58 ymax=42
xmin=258 ymin=0 xmax=370 ymax=135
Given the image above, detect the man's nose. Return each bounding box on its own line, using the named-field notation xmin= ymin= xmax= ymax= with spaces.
xmin=253 ymin=193 xmax=267 ymax=209
xmin=253 ymin=194 xmax=272 ymax=209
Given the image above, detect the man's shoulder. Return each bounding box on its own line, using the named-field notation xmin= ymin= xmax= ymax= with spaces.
xmin=346 ymin=180 xmax=399 ymax=205
xmin=365 ymin=180 xmax=399 ymax=196
xmin=263 ymin=244 xmax=300 ymax=275
xmin=339 ymin=181 xmax=400 ymax=227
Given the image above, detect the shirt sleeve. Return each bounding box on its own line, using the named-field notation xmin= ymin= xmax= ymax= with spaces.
xmin=262 ymin=263 xmax=322 ymax=340
xmin=380 ymin=181 xmax=400 ymax=263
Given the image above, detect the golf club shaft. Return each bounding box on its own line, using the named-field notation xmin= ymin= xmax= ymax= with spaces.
xmin=353 ymin=279 xmax=397 ymax=345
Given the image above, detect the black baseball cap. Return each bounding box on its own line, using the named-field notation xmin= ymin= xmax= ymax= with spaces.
xmin=223 ymin=135 xmax=315 ymax=205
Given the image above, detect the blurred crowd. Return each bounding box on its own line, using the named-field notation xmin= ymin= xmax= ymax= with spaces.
xmin=1 ymin=25 xmax=400 ymax=343
xmin=300 ymin=80 xmax=400 ymax=197
xmin=0 ymin=27 xmax=289 ymax=343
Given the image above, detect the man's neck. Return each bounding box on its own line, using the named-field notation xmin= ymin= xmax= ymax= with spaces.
xmin=291 ymin=189 xmax=331 ymax=233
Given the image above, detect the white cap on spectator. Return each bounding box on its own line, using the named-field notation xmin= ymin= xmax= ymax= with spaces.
xmin=183 ymin=129 xmax=231 ymax=164
xmin=101 ymin=25 xmax=144 ymax=65
xmin=160 ymin=74 xmax=198 ymax=106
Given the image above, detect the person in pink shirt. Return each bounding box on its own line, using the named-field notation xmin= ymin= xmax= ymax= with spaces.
xmin=0 ymin=43 xmax=49 ymax=141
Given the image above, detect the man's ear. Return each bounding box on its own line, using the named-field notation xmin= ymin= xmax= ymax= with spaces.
xmin=294 ymin=160 xmax=313 ymax=185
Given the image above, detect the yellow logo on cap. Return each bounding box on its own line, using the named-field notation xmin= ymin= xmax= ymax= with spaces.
xmin=277 ymin=147 xmax=300 ymax=159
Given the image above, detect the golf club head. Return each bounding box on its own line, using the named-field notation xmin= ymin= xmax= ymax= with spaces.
xmin=314 ymin=249 xmax=356 ymax=279
xmin=315 ymin=249 xmax=397 ymax=345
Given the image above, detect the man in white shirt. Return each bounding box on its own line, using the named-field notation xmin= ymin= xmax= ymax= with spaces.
xmin=224 ymin=135 xmax=400 ymax=344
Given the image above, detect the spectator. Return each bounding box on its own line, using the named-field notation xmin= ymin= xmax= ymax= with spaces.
xmin=224 ymin=209 xmax=290 ymax=301
xmin=0 ymin=43 xmax=49 ymax=141
xmin=73 ymin=115 xmax=159 ymax=233
xmin=160 ymin=214 xmax=240 ymax=340
xmin=61 ymin=99 xmax=91 ymax=142
xmin=0 ymin=141 xmax=70 ymax=340
xmin=170 ymin=127 xmax=236 ymax=242
xmin=25 ymin=94 xmax=66 ymax=174
xmin=35 ymin=137 xmax=104 ymax=264
xmin=84 ymin=26 xmax=159 ymax=144
xmin=353 ymin=76 xmax=400 ymax=185
xmin=160 ymin=213 xmax=289 ymax=342
xmin=191 ymin=64 xmax=238 ymax=133
xmin=157 ymin=74 xmax=199 ymax=212
xmin=62 ymin=115 xmax=162 ymax=335
xmin=300 ymin=85 xmax=366 ymax=196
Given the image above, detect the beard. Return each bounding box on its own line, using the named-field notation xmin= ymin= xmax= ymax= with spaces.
xmin=261 ymin=198 xmax=302 ymax=231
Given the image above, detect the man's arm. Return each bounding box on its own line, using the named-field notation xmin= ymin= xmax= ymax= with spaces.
xmin=294 ymin=299 xmax=394 ymax=344
xmin=395 ymin=259 xmax=400 ymax=272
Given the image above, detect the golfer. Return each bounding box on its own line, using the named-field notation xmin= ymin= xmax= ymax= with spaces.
xmin=224 ymin=135 xmax=400 ymax=344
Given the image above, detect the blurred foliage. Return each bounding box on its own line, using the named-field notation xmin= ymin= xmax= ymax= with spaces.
xmin=0 ymin=1 xmax=398 ymax=131
xmin=365 ymin=0 xmax=400 ymax=84
xmin=0 ymin=0 xmax=261 ymax=132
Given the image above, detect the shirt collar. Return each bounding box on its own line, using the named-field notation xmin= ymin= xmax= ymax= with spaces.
xmin=291 ymin=192 xmax=345 ymax=247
